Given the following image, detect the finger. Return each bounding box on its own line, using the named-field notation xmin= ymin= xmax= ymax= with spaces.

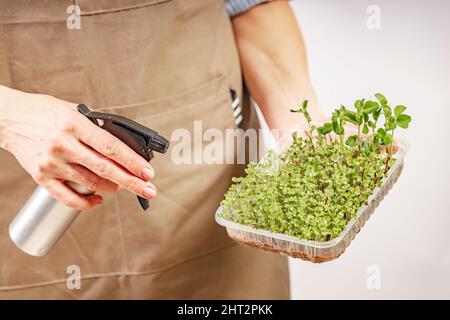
xmin=74 ymin=118 xmax=155 ymax=180
xmin=57 ymin=163 xmax=119 ymax=193
xmin=44 ymin=179 xmax=103 ymax=211
xmin=71 ymin=142 xmax=157 ymax=199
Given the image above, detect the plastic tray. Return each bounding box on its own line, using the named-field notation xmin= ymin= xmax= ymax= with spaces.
xmin=216 ymin=139 xmax=408 ymax=263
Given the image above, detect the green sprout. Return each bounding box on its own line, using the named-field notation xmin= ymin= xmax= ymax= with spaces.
xmin=291 ymin=100 xmax=316 ymax=148
xmin=290 ymin=100 xmax=312 ymax=128
xmin=220 ymin=94 xmax=412 ymax=242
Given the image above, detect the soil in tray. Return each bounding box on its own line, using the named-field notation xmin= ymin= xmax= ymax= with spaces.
xmin=230 ymin=236 xmax=340 ymax=263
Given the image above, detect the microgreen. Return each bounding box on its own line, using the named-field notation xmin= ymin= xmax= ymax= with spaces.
xmin=220 ymin=94 xmax=411 ymax=242
xmin=290 ymin=100 xmax=312 ymax=127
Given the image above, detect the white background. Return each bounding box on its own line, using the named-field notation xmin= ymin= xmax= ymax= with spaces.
xmin=283 ymin=0 xmax=450 ymax=299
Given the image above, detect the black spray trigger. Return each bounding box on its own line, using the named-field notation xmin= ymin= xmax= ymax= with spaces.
xmin=76 ymin=104 xmax=170 ymax=211
xmin=101 ymin=119 xmax=150 ymax=161
xmin=138 ymin=197 xmax=150 ymax=210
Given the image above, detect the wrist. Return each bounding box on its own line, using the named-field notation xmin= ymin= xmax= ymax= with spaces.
xmin=0 ymin=85 xmax=30 ymax=151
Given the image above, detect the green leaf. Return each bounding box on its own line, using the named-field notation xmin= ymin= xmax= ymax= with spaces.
xmin=355 ymin=114 xmax=363 ymax=125
xmin=363 ymin=113 xmax=369 ymax=122
xmin=397 ymin=114 xmax=412 ymax=128
xmin=363 ymin=101 xmax=379 ymax=114
xmin=385 ymin=119 xmax=397 ymax=131
xmin=362 ymin=124 xmax=369 ymax=134
xmin=374 ymin=93 xmax=387 ymax=105
xmin=317 ymin=122 xmax=333 ymax=135
xmin=373 ymin=108 xmax=381 ymax=121
xmin=332 ymin=120 xmax=344 ymax=135
xmin=394 ymin=105 xmax=407 ymax=117
xmin=377 ymin=128 xmax=386 ymax=137
xmin=383 ymin=105 xmax=392 ymax=117
xmin=303 ymin=111 xmax=312 ymax=123
xmin=343 ymin=111 xmax=357 ymax=124
xmin=367 ymin=120 xmax=375 ymax=128
xmin=373 ymin=134 xmax=381 ymax=144
xmin=384 ymin=134 xmax=393 ymax=145
xmin=291 ymin=100 xmax=312 ymax=123
xmin=302 ymin=100 xmax=309 ymax=111
xmin=345 ymin=135 xmax=357 ymax=147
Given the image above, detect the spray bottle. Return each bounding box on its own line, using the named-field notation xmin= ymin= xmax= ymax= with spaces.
xmin=9 ymin=104 xmax=169 ymax=256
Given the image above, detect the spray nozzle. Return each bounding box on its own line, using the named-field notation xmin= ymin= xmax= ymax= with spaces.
xmin=76 ymin=104 xmax=170 ymax=210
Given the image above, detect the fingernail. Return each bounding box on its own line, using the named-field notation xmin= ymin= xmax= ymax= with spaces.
xmin=142 ymin=167 xmax=155 ymax=180
xmin=143 ymin=186 xmax=156 ymax=199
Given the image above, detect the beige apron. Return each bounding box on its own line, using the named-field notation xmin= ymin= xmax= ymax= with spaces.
xmin=0 ymin=0 xmax=289 ymax=299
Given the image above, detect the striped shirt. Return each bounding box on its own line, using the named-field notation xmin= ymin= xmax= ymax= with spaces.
xmin=226 ymin=0 xmax=268 ymax=17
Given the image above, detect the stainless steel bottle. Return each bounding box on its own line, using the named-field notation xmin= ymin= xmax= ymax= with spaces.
xmin=8 ymin=104 xmax=169 ymax=257
xmin=9 ymin=183 xmax=93 ymax=256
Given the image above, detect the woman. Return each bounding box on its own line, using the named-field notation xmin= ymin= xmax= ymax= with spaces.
xmin=0 ymin=0 xmax=323 ymax=298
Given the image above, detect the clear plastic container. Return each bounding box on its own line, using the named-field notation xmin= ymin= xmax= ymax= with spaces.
xmin=216 ymin=139 xmax=408 ymax=263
